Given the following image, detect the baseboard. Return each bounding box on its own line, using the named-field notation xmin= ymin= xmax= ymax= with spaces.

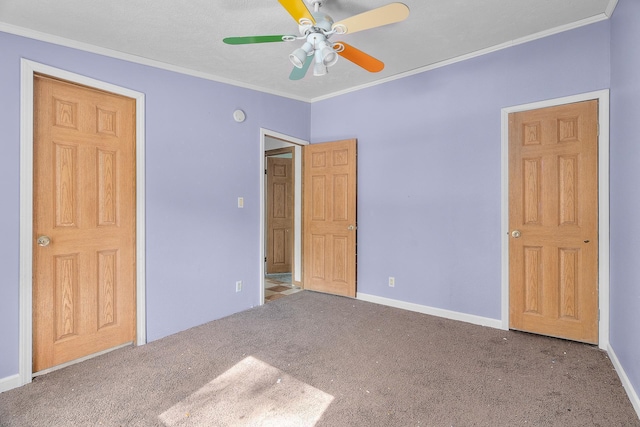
xmin=0 ymin=374 xmax=21 ymax=394
xmin=356 ymin=293 xmax=504 ymax=330
xmin=608 ymin=344 xmax=640 ymax=420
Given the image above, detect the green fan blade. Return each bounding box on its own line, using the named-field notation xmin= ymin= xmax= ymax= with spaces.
xmin=289 ymin=55 xmax=313 ymax=80
xmin=223 ymin=35 xmax=289 ymax=45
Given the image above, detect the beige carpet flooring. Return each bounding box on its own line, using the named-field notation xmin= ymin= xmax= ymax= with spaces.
xmin=0 ymin=290 xmax=638 ymax=426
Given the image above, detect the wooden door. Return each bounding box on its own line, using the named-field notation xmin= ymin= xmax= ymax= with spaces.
xmin=303 ymin=139 xmax=357 ymax=297
xmin=33 ymin=74 xmax=136 ymax=372
xmin=266 ymin=151 xmax=293 ymax=274
xmin=509 ymin=100 xmax=598 ymax=344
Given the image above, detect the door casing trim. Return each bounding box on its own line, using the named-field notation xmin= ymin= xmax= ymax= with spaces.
xmin=259 ymin=129 xmax=308 ymax=305
xmin=500 ymin=90 xmax=610 ymax=350
xmin=19 ymin=59 xmax=147 ymax=386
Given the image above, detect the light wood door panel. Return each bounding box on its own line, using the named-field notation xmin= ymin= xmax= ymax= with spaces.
xmin=303 ymin=139 xmax=357 ymax=297
xmin=33 ymin=75 xmax=136 ymax=372
xmin=509 ymin=100 xmax=598 ymax=344
xmin=266 ymin=154 xmax=293 ymax=274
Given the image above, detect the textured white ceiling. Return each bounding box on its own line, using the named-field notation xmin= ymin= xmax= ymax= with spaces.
xmin=0 ymin=0 xmax=615 ymax=101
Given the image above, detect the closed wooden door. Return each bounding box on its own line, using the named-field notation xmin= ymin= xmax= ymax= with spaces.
xmin=303 ymin=139 xmax=357 ymax=297
xmin=33 ymin=75 xmax=136 ymax=372
xmin=509 ymin=100 xmax=598 ymax=344
xmin=266 ymin=152 xmax=293 ymax=274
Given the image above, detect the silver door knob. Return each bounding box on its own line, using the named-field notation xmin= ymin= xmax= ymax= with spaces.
xmin=511 ymin=230 xmax=521 ymax=238
xmin=347 ymin=225 xmax=355 ymax=230
xmin=37 ymin=235 xmax=51 ymax=247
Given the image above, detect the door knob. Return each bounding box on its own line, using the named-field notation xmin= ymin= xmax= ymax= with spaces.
xmin=347 ymin=225 xmax=355 ymax=230
xmin=511 ymin=230 xmax=521 ymax=238
xmin=37 ymin=235 xmax=51 ymax=247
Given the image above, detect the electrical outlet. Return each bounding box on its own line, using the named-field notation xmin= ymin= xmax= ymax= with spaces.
xmin=388 ymin=277 xmax=395 ymax=287
xmin=238 ymin=197 xmax=244 ymax=208
xmin=236 ymin=281 xmax=242 ymax=292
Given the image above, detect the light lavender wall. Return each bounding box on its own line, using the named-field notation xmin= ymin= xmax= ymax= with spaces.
xmin=0 ymin=31 xmax=310 ymax=379
xmin=0 ymin=33 xmax=22 ymax=383
xmin=2 ymin=10 xmax=638 ymax=407
xmin=311 ymin=21 xmax=610 ymax=319
xmin=610 ymin=0 xmax=640 ymax=405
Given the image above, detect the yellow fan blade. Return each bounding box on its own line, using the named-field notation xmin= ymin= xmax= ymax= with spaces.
xmin=333 ymin=3 xmax=409 ymax=35
xmin=278 ymin=0 xmax=315 ymax=24
xmin=336 ymin=42 xmax=384 ymax=73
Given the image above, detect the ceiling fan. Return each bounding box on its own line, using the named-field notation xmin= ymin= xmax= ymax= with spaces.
xmin=223 ymin=0 xmax=410 ymax=80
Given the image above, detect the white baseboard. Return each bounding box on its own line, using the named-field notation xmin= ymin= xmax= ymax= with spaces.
xmin=356 ymin=293 xmax=504 ymax=330
xmin=608 ymin=344 xmax=640 ymax=420
xmin=0 ymin=374 xmax=21 ymax=394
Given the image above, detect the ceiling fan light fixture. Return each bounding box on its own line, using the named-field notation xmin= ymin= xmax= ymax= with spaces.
xmin=313 ymin=62 xmax=327 ymax=76
xmin=313 ymin=50 xmax=328 ymax=76
xmin=289 ymin=42 xmax=313 ymax=68
xmin=320 ymin=45 xmax=338 ymax=66
xmin=289 ymin=49 xmax=307 ymax=68
xmin=223 ymin=1 xmax=410 ymax=80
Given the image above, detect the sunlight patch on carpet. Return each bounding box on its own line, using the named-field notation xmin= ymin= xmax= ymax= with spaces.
xmin=159 ymin=356 xmax=334 ymax=427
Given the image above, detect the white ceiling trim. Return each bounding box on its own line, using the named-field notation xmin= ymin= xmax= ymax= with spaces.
xmin=605 ymin=0 xmax=619 ymax=17
xmin=310 ymin=12 xmax=612 ymax=102
xmin=2 ymin=4 xmax=617 ymax=104
xmin=0 ymin=22 xmax=310 ymax=103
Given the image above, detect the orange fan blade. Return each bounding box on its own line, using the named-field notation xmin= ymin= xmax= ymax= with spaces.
xmin=278 ymin=0 xmax=315 ymax=24
xmin=336 ymin=42 xmax=384 ymax=73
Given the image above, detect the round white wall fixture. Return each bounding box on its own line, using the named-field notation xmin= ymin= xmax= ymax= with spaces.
xmin=233 ymin=109 xmax=246 ymax=123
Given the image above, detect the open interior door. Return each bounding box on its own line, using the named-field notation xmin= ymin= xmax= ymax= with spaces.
xmin=303 ymin=139 xmax=357 ymax=297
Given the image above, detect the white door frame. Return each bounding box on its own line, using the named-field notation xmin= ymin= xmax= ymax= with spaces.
xmin=259 ymin=128 xmax=308 ymax=304
xmin=19 ymin=59 xmax=147 ymax=386
xmin=500 ymin=90 xmax=610 ymax=350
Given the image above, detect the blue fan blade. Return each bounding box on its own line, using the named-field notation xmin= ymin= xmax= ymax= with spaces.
xmin=289 ymin=55 xmax=313 ymax=80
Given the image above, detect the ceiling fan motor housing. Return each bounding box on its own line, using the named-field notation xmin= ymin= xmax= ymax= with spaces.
xmin=312 ymin=13 xmax=334 ymax=32
xmin=299 ymin=12 xmax=334 ymax=36
xmin=306 ymin=32 xmax=327 ymax=45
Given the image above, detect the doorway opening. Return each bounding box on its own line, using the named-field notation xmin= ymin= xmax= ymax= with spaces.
xmin=260 ymin=129 xmax=308 ymax=304
xmin=264 ymin=147 xmax=301 ymax=302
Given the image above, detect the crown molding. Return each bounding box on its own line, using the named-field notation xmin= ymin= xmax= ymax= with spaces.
xmin=605 ymin=0 xmax=619 ymax=17
xmin=0 ymin=23 xmax=310 ymax=103
xmin=1 ymin=8 xmax=614 ymax=105
xmin=311 ymin=13 xmax=611 ymax=102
